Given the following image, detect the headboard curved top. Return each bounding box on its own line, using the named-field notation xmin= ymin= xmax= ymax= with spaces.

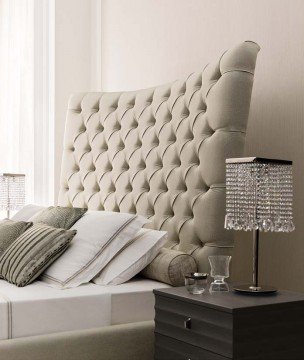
xmin=58 ymin=41 xmax=260 ymax=272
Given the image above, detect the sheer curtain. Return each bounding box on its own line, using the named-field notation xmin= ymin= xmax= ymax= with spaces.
xmin=0 ymin=0 xmax=53 ymax=205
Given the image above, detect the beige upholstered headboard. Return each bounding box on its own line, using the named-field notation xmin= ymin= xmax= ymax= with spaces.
xmin=58 ymin=41 xmax=260 ymax=272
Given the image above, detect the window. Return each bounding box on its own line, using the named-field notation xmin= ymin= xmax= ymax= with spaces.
xmin=0 ymin=0 xmax=54 ymax=205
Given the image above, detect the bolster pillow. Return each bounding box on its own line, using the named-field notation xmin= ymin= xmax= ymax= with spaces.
xmin=141 ymin=248 xmax=197 ymax=286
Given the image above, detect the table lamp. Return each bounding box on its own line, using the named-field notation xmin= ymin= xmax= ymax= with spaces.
xmin=225 ymin=157 xmax=294 ymax=293
xmin=0 ymin=173 xmax=25 ymax=218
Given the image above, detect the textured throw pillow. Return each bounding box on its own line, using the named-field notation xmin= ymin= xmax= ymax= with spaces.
xmin=30 ymin=206 xmax=87 ymax=229
xmin=141 ymin=248 xmax=197 ymax=286
xmin=0 ymin=223 xmax=76 ymax=287
xmin=93 ymin=228 xmax=167 ymax=285
xmin=11 ymin=204 xmax=46 ymax=221
xmin=40 ymin=210 xmax=149 ymax=289
xmin=0 ymin=219 xmax=32 ymax=256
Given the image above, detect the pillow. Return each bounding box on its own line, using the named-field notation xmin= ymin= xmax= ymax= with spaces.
xmin=0 ymin=223 xmax=76 ymax=287
xmin=93 ymin=228 xmax=167 ymax=285
xmin=30 ymin=206 xmax=87 ymax=229
xmin=0 ymin=219 xmax=32 ymax=255
xmin=141 ymin=248 xmax=197 ymax=286
xmin=11 ymin=204 xmax=46 ymax=221
xmin=40 ymin=210 xmax=149 ymax=289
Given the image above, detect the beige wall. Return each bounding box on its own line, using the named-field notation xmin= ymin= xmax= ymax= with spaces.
xmin=54 ymin=0 xmax=101 ymax=201
xmin=100 ymin=0 xmax=304 ymax=291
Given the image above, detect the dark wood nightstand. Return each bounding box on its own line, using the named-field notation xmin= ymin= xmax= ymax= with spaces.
xmin=154 ymin=286 xmax=304 ymax=360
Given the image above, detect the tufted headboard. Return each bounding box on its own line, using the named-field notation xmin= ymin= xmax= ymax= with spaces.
xmin=58 ymin=41 xmax=260 ymax=272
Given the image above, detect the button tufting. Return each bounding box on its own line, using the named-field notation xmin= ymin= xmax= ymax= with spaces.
xmin=59 ymin=42 xmax=256 ymax=264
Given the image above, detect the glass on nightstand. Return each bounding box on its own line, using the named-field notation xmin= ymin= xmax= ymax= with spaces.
xmin=208 ymin=255 xmax=231 ymax=293
xmin=185 ymin=273 xmax=208 ymax=294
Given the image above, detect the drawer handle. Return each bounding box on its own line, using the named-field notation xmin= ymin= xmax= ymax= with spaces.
xmin=184 ymin=317 xmax=192 ymax=329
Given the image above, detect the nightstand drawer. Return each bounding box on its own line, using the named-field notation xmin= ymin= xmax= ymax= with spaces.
xmin=155 ymin=295 xmax=233 ymax=357
xmin=155 ymin=333 xmax=230 ymax=360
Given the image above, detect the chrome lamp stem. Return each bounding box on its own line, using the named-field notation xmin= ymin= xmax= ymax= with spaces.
xmin=251 ymin=229 xmax=260 ymax=291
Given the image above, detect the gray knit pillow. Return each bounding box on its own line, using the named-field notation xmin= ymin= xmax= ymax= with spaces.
xmin=0 ymin=219 xmax=32 ymax=256
xmin=30 ymin=206 xmax=87 ymax=229
xmin=0 ymin=223 xmax=76 ymax=287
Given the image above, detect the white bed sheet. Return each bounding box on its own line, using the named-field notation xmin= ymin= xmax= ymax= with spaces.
xmin=0 ymin=278 xmax=168 ymax=340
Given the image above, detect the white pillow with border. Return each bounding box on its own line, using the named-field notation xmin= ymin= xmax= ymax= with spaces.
xmin=93 ymin=228 xmax=167 ymax=285
xmin=11 ymin=204 xmax=46 ymax=221
xmin=40 ymin=210 xmax=149 ymax=289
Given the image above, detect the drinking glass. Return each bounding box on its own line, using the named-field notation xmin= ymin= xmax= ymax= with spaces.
xmin=208 ymin=255 xmax=231 ymax=292
xmin=185 ymin=273 xmax=208 ymax=294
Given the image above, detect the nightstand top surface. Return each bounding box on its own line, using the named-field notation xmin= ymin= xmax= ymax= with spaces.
xmin=154 ymin=286 xmax=304 ymax=313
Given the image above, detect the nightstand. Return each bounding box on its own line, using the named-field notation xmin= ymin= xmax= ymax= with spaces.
xmin=154 ymin=286 xmax=304 ymax=360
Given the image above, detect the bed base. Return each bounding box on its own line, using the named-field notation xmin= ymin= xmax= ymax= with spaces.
xmin=0 ymin=321 xmax=154 ymax=360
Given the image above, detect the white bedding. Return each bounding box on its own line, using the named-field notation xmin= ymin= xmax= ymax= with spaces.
xmin=0 ymin=278 xmax=168 ymax=340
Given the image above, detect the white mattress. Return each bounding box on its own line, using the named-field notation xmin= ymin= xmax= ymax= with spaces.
xmin=0 ymin=278 xmax=168 ymax=340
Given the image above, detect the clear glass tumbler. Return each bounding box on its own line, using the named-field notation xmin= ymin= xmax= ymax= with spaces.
xmin=208 ymin=255 xmax=231 ymax=293
xmin=185 ymin=273 xmax=208 ymax=294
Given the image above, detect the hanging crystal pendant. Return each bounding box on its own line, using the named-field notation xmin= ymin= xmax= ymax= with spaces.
xmin=225 ymin=158 xmax=295 ymax=233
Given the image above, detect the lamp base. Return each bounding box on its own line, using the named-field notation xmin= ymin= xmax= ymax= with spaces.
xmin=234 ymin=284 xmax=277 ymax=294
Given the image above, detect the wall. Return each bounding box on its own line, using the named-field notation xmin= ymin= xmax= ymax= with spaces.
xmin=100 ymin=0 xmax=304 ymax=291
xmin=54 ymin=0 xmax=101 ymax=201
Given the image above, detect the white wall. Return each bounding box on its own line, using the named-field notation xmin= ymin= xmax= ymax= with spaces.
xmin=54 ymin=0 xmax=101 ymax=201
xmin=100 ymin=0 xmax=304 ymax=291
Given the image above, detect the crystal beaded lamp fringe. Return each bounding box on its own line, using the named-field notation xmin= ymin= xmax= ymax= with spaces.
xmin=0 ymin=173 xmax=25 ymax=218
xmin=225 ymin=157 xmax=294 ymax=294
xmin=225 ymin=157 xmax=294 ymax=233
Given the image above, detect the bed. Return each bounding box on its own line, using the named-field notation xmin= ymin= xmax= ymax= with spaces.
xmin=0 ymin=41 xmax=260 ymax=360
